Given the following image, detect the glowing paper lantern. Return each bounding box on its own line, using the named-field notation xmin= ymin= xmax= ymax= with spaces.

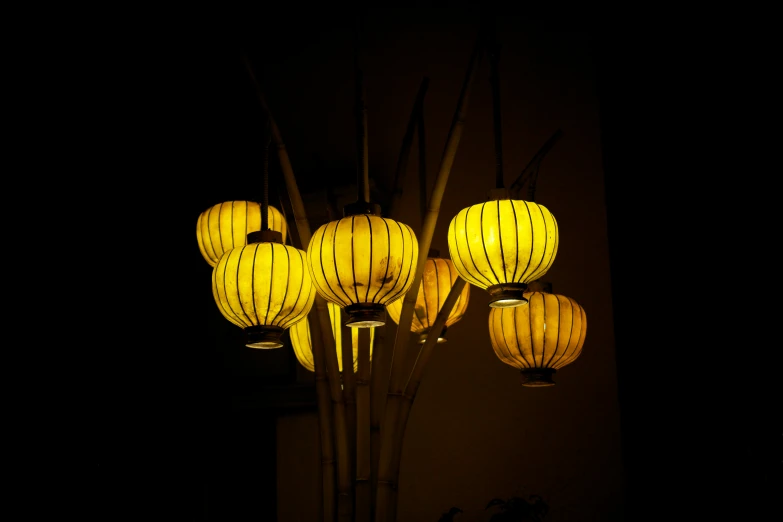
xmin=488 ymin=289 xmax=586 ymax=386
xmin=197 ymin=200 xmax=288 ymax=267
xmin=290 ymin=302 xmax=375 ymax=373
xmin=212 ymin=230 xmax=315 ymax=349
xmin=307 ymin=213 xmax=418 ymax=328
xmin=447 ymin=199 xmax=558 ymax=307
xmin=386 ymin=253 xmax=470 ymax=343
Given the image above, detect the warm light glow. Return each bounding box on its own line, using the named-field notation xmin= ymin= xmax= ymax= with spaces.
xmin=290 ymin=303 xmax=375 ymax=372
xmin=212 ymin=242 xmax=315 ymax=349
xmin=197 ymin=201 xmax=288 ymax=267
xmin=386 ymin=256 xmax=470 ymax=343
xmin=447 ymin=199 xmax=558 ymax=307
xmin=306 ymin=214 xmax=418 ymax=327
xmin=488 ymin=291 xmax=586 ymax=386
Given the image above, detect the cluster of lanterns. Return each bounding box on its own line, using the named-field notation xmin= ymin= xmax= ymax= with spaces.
xmin=196 ymin=194 xmax=585 ymax=385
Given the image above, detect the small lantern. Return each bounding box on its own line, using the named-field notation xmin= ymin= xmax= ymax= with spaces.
xmin=197 ymin=200 xmax=288 ymax=267
xmin=307 ymin=211 xmax=418 ymax=328
xmin=290 ymin=302 xmax=375 ymax=373
xmin=488 ymin=286 xmax=586 ymax=386
xmin=386 ymin=251 xmax=470 ymax=344
xmin=447 ymin=197 xmax=558 ymax=308
xmin=212 ymin=229 xmax=315 ymax=349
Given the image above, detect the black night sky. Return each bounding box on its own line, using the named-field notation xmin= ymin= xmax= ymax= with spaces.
xmin=83 ymin=9 xmax=780 ymax=521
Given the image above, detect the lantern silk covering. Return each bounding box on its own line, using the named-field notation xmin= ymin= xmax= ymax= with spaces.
xmin=447 ymin=199 xmax=558 ymax=305
xmin=212 ymin=241 xmax=315 ymax=347
xmin=306 ymin=214 xmax=418 ymax=324
xmin=386 ymin=257 xmax=470 ymax=341
xmin=197 ymin=200 xmax=288 ymax=267
xmin=290 ymin=302 xmax=375 ymax=373
xmin=488 ymin=291 xmax=586 ymax=385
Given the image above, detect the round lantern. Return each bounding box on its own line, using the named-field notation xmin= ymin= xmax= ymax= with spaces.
xmin=447 ymin=198 xmax=558 ymax=308
xmin=488 ymin=288 xmax=586 ymax=386
xmin=290 ymin=302 xmax=375 ymax=373
xmin=386 ymin=251 xmax=470 ymax=344
xmin=307 ymin=213 xmax=418 ymax=328
xmin=197 ymin=200 xmax=288 ymax=267
xmin=212 ymin=230 xmax=315 ymax=349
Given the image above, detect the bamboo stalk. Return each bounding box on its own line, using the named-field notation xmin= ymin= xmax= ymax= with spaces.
xmin=388 ymin=278 xmax=468 ymax=521
xmin=369 ymin=324 xmax=387 ymax=518
xmin=355 ymin=327 xmax=373 ymax=522
xmin=386 ymin=78 xmax=430 ymax=219
xmin=375 ymin=35 xmax=485 ymax=522
xmin=243 ymin=55 xmax=353 ymax=522
xmin=340 ymin=313 xmax=358 ymax=478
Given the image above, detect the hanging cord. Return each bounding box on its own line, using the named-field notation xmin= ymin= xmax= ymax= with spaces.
xmin=262 ymin=118 xmax=272 ymax=231
xmin=354 ymin=14 xmax=370 ymax=203
xmin=489 ymin=34 xmax=504 ymax=189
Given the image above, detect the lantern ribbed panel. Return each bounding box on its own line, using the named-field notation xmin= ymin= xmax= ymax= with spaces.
xmin=386 ymin=257 xmax=470 ymax=333
xmin=290 ymin=303 xmax=375 ymax=373
xmin=306 ymin=214 xmax=418 ymax=308
xmin=212 ymin=242 xmax=315 ymax=330
xmin=447 ymin=200 xmax=558 ymax=290
xmin=197 ymin=201 xmax=288 ymax=267
xmin=488 ymin=291 xmax=587 ymax=371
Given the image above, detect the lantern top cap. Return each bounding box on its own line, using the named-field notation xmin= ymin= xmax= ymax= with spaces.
xmin=486 ymin=188 xmax=511 ymax=201
xmin=427 ymin=248 xmax=441 ymax=258
xmin=343 ymin=200 xmax=382 ymax=217
xmin=247 ymin=230 xmax=283 ymax=245
xmin=526 ymin=280 xmax=553 ymax=293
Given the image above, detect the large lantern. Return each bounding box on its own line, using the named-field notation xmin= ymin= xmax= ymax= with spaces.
xmin=197 ymin=200 xmax=288 ymax=267
xmin=307 ymin=211 xmax=418 ymax=328
xmin=447 ymin=198 xmax=558 ymax=307
xmin=488 ymin=286 xmax=586 ymax=386
xmin=386 ymin=251 xmax=470 ymax=344
xmin=212 ymin=229 xmax=315 ymax=349
xmin=290 ymin=302 xmax=375 ymax=373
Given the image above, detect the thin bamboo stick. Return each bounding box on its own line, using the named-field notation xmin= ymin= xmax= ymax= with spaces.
xmin=386 ymin=78 xmax=430 ymax=219
xmin=388 ymin=278 xmax=468 ymax=521
xmin=375 ymin=35 xmax=485 ymax=522
xmin=355 ymin=327 xmax=373 ymax=522
xmin=243 ymin=55 xmax=353 ymax=522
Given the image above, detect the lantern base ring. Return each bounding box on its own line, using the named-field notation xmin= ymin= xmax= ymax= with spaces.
xmin=245 ymin=325 xmax=285 ymax=349
xmin=418 ymin=327 xmax=448 ymax=344
xmin=520 ymin=368 xmax=556 ymax=387
xmin=487 ymin=283 xmax=529 ymax=308
xmin=344 ymin=303 xmax=386 ymax=328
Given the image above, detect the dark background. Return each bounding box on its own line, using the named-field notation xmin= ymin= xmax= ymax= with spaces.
xmin=81 ymin=9 xmax=780 ymax=521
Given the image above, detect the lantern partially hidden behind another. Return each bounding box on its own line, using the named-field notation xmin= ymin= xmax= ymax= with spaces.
xmin=307 ymin=207 xmax=418 ymax=328
xmin=488 ymin=282 xmax=586 ymax=386
xmin=386 ymin=250 xmax=470 ymax=344
xmin=447 ymin=195 xmax=558 ymax=308
xmin=197 ymin=200 xmax=288 ymax=267
xmin=212 ymin=229 xmax=315 ymax=349
xmin=290 ymin=302 xmax=375 ymax=373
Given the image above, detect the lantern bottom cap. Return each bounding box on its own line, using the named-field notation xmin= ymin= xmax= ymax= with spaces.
xmin=344 ymin=303 xmax=386 ymax=328
xmin=487 ymin=283 xmax=529 ymax=308
xmin=418 ymin=327 xmax=448 ymax=344
xmin=245 ymin=325 xmax=285 ymax=349
xmin=520 ymin=368 xmax=556 ymax=387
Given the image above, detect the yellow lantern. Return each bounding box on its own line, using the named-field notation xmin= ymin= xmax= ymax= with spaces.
xmin=488 ymin=286 xmax=586 ymax=386
xmin=447 ymin=198 xmax=558 ymax=308
xmin=290 ymin=302 xmax=375 ymax=372
xmin=212 ymin=229 xmax=315 ymax=349
xmin=386 ymin=251 xmax=470 ymax=344
xmin=197 ymin=200 xmax=288 ymax=267
xmin=307 ymin=212 xmax=418 ymax=328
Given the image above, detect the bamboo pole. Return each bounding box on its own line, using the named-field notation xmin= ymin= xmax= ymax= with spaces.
xmin=375 ymin=34 xmax=485 ymax=522
xmin=340 ymin=314 xmax=358 ymax=478
xmin=388 ymin=278 xmax=468 ymax=521
xmin=355 ymin=327 xmax=373 ymax=522
xmin=242 ymin=55 xmax=353 ymax=522
xmin=369 ymin=324 xmax=387 ymax=518
xmin=386 ymin=78 xmax=430 ymax=219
